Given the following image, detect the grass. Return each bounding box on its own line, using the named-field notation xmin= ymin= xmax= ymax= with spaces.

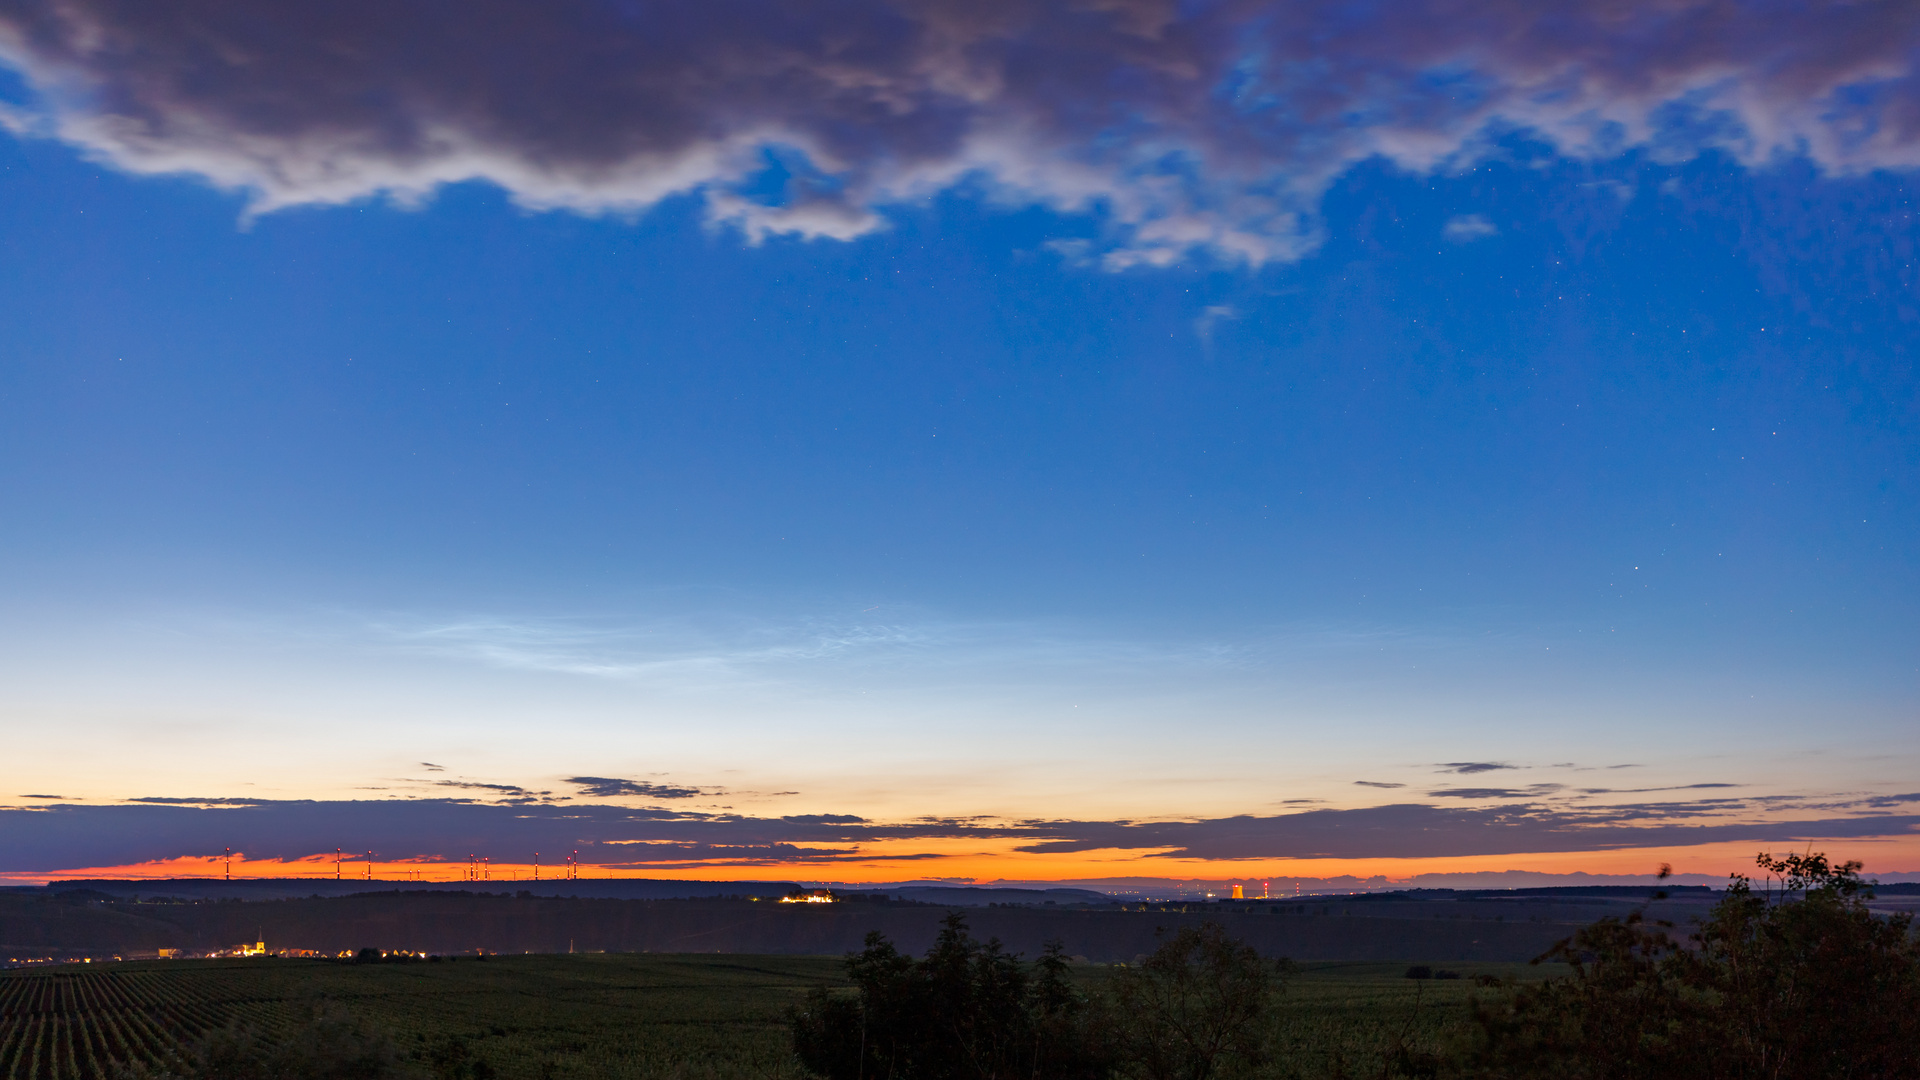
xmin=0 ymin=955 xmax=841 ymax=1080
xmin=1269 ymin=962 xmax=1567 ymax=1078
xmin=0 ymin=955 xmax=1568 ymax=1080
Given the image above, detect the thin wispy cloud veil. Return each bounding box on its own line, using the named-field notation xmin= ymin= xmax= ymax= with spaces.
xmin=2 ymin=0 xmax=1917 ymax=266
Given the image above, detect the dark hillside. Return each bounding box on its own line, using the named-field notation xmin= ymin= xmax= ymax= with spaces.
xmin=4 ymin=889 xmax=1713 ymax=964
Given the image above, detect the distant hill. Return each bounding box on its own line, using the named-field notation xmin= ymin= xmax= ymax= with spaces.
xmin=41 ymin=877 xmax=802 ymax=901
xmin=4 ymin=886 xmax=1722 ymax=966
xmin=845 ymin=886 xmax=1110 ymax=906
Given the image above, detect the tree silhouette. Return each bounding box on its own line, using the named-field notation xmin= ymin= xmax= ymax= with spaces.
xmin=1459 ymin=852 xmax=1920 ymax=1080
xmin=790 ymin=912 xmax=1112 ymax=1080
xmin=1108 ymin=922 xmax=1289 ymax=1080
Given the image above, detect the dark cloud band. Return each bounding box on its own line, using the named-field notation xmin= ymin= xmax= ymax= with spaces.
xmin=2 ymin=793 xmax=1915 ymax=872
xmin=2 ymin=0 xmax=1917 ymax=265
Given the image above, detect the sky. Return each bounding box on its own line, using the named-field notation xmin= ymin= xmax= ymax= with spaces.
xmin=0 ymin=0 xmax=1917 ymax=889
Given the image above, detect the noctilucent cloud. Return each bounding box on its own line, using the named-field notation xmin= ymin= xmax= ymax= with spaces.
xmin=0 ymin=0 xmax=1916 ymax=887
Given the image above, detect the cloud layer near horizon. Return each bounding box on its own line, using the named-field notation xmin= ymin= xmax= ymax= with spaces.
xmin=2 ymin=0 xmax=1918 ymax=265
xmin=2 ymin=793 xmax=1915 ymax=873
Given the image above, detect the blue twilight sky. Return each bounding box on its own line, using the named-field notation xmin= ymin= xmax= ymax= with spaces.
xmin=0 ymin=0 xmax=1916 ymax=881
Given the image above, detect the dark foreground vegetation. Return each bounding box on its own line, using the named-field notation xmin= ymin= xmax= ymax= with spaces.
xmin=0 ymin=952 xmax=835 ymax=1080
xmin=1460 ymin=854 xmax=1920 ymax=1079
xmin=0 ymin=854 xmax=1912 ymax=1080
xmin=792 ymin=853 xmax=1920 ymax=1080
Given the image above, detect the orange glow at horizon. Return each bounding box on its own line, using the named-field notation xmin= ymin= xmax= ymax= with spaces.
xmin=9 ymin=831 xmax=1917 ymax=887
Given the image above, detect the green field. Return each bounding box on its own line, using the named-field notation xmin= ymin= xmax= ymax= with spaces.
xmin=0 ymin=955 xmax=1564 ymax=1080
xmin=1270 ymin=963 xmax=1567 ymax=1078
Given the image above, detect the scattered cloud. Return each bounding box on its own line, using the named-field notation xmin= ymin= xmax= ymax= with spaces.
xmin=1442 ymin=214 xmax=1498 ymax=241
xmin=567 ymin=777 xmax=709 ymax=800
xmin=1437 ymin=762 xmax=1516 ymax=775
xmin=1353 ymin=781 xmax=1405 ymax=789
xmin=1194 ymin=304 xmax=1238 ymax=353
xmin=431 ymin=780 xmax=548 ymax=800
xmin=1577 ymin=784 xmax=1740 ymax=795
xmin=126 ymin=796 xmax=270 ymax=806
xmin=420 ymin=762 xmax=445 ymax=772
xmin=2 ymin=1 xmax=1918 ymax=266
xmin=611 ymin=844 xmax=862 ymax=865
xmin=20 ymin=794 xmax=64 ymax=800
xmin=1427 ymin=783 xmax=1568 ymax=799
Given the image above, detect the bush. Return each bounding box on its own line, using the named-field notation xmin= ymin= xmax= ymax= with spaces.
xmin=1459 ymin=853 xmax=1920 ymax=1080
xmin=1108 ymin=923 xmax=1290 ymax=1080
xmin=792 ymin=917 xmax=1291 ymax=1080
xmin=791 ymin=912 xmax=1111 ymax=1080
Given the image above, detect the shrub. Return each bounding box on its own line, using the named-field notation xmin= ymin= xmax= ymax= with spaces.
xmin=791 ymin=912 xmax=1111 ymax=1080
xmin=1459 ymin=853 xmax=1920 ymax=1080
xmin=1108 ymin=923 xmax=1290 ymax=1080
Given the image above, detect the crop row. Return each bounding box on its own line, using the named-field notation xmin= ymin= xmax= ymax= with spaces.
xmin=0 ymin=955 xmax=843 ymax=1080
xmin=0 ymin=969 xmax=260 ymax=1080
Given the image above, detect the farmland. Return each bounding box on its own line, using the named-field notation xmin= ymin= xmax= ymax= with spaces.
xmin=0 ymin=953 xmax=1557 ymax=1080
xmin=2 ymin=887 xmax=1675 ymax=964
xmin=0 ymin=954 xmax=841 ymax=1080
